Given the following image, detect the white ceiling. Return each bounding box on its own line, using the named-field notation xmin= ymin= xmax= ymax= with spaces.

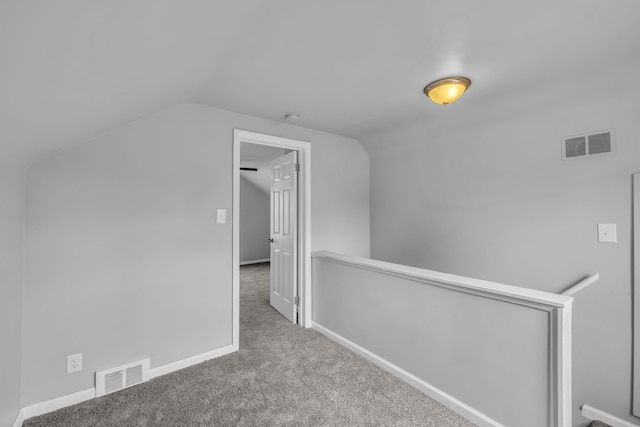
xmin=2 ymin=0 xmax=639 ymax=163
xmin=240 ymin=143 xmax=285 ymax=194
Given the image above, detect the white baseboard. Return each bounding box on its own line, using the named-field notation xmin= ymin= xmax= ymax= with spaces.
xmin=581 ymin=404 xmax=640 ymax=427
xmin=311 ymin=322 xmax=503 ymax=427
xmin=12 ymin=409 xmax=25 ymax=427
xmin=17 ymin=344 xmax=237 ymax=426
xmin=150 ymin=344 xmax=236 ymax=379
xmin=239 ymin=259 xmax=269 ymax=266
xmin=22 ymin=388 xmax=96 ymax=421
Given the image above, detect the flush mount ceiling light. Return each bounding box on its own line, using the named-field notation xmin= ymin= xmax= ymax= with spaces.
xmin=423 ymin=77 xmax=471 ymax=105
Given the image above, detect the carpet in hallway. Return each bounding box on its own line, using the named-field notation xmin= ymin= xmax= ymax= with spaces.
xmin=24 ymin=263 xmax=477 ymax=426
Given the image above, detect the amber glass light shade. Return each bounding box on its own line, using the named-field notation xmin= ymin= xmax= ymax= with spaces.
xmin=424 ymin=77 xmax=471 ymax=105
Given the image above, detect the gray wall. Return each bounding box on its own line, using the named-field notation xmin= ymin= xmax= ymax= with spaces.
xmin=365 ymin=69 xmax=640 ymax=425
xmin=312 ymin=255 xmax=556 ymax=427
xmin=239 ymin=175 xmax=270 ymax=263
xmin=23 ymin=103 xmax=370 ymax=405
xmin=0 ymin=161 xmax=24 ymax=427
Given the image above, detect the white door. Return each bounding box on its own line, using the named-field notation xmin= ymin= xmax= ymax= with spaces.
xmin=269 ymin=151 xmax=298 ymax=323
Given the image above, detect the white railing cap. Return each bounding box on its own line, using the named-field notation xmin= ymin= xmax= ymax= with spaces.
xmin=312 ymin=251 xmax=573 ymax=309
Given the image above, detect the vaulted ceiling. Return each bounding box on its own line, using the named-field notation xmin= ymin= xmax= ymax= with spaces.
xmin=2 ymin=0 xmax=639 ymax=163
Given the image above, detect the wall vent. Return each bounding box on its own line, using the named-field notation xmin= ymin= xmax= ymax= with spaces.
xmin=562 ymin=129 xmax=615 ymax=160
xmin=95 ymin=358 xmax=150 ymax=397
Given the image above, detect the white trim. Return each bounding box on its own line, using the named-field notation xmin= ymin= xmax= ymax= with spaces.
xmin=581 ymin=404 xmax=640 ymax=427
xmin=554 ymin=303 xmax=573 ymax=426
xmin=561 ymin=272 xmax=599 ymax=296
xmin=22 ymin=388 xmax=96 ymax=420
xmin=633 ymin=173 xmax=640 ymax=417
xmin=149 ymin=344 xmax=235 ymax=379
xmin=313 ymin=251 xmax=573 ymax=426
xmin=12 ymin=409 xmax=24 ymax=427
xmin=232 ymin=134 xmax=241 ymax=350
xmin=239 ymin=258 xmax=270 ymax=266
xmin=312 ymin=251 xmax=572 ymax=310
xmin=312 ymin=322 xmax=504 ymax=427
xmin=233 ymin=129 xmax=312 ymax=335
xmin=18 ymin=345 xmax=235 ymax=424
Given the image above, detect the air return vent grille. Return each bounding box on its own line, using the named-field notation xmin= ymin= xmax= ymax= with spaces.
xmin=104 ymin=371 xmax=124 ymax=394
xmin=562 ymin=129 xmax=615 ymax=160
xmin=96 ymin=358 xmax=150 ymax=397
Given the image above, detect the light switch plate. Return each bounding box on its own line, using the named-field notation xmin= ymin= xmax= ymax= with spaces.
xmin=216 ymin=209 xmax=227 ymax=224
xmin=598 ymin=223 xmax=617 ymax=243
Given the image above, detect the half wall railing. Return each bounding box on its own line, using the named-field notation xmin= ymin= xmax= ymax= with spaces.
xmin=311 ymin=251 xmax=573 ymax=427
xmin=561 ymin=272 xmax=599 ymax=297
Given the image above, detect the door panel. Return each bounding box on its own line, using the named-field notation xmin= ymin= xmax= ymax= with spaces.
xmin=270 ymin=151 xmax=298 ymax=323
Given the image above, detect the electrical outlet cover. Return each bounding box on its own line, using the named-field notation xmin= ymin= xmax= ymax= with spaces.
xmin=67 ymin=353 xmax=82 ymax=374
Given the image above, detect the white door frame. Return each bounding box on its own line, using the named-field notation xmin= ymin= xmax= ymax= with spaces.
xmin=232 ymin=129 xmax=312 ymax=350
xmin=634 ymin=173 xmax=640 ymax=417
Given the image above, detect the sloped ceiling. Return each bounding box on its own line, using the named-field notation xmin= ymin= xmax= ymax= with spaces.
xmin=2 ymin=0 xmax=639 ymax=163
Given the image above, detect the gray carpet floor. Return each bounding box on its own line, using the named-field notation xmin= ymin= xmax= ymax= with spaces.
xmin=25 ymin=263 xmax=477 ymax=426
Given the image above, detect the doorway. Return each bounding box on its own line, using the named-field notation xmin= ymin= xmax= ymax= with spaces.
xmin=232 ymin=130 xmax=312 ymax=350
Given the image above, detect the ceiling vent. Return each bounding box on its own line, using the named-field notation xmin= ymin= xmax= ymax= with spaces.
xmin=562 ymin=129 xmax=615 ymax=160
xmin=95 ymin=358 xmax=150 ymax=397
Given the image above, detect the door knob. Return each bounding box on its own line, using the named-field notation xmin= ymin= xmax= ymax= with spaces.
xmin=268 ymin=238 xmax=274 ymax=243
